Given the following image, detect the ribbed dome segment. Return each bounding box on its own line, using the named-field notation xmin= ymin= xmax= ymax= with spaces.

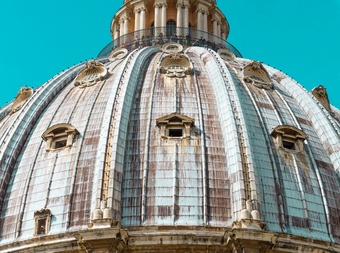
xmin=0 ymin=1 xmax=339 ymax=252
xmin=0 ymin=45 xmax=339 ymax=252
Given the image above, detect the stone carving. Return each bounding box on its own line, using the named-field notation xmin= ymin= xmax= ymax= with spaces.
xmin=74 ymin=60 xmax=108 ymax=88
xmin=243 ymin=61 xmax=273 ymax=90
xmin=8 ymin=87 xmax=33 ymax=115
xmin=232 ymin=200 xmax=264 ymax=230
xmin=159 ymin=53 xmax=193 ymax=78
xmin=312 ymin=85 xmax=331 ymax=111
xmin=218 ymin=48 xmax=236 ymax=61
xmin=109 ymin=48 xmax=128 ymax=61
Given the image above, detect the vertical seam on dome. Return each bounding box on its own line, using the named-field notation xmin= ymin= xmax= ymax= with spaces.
xmin=223 ymin=58 xmax=287 ymax=231
xmin=141 ymin=52 xmax=163 ymax=224
xmin=186 ymin=49 xmax=209 ymax=226
xmin=12 ymin=65 xmax=83 ymax=238
xmin=275 ymin=90 xmax=335 ymax=242
xmin=209 ymin=50 xmax=252 ymax=211
xmin=65 ymin=77 xmax=109 ymax=230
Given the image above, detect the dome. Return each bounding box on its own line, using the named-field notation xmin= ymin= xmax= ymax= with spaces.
xmin=0 ymin=1 xmax=340 ymax=253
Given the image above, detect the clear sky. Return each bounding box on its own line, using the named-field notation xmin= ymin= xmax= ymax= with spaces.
xmin=1 ymin=0 xmax=339 ymax=108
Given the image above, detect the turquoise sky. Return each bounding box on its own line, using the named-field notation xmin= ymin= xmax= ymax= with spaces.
xmin=1 ymin=0 xmax=339 ymax=108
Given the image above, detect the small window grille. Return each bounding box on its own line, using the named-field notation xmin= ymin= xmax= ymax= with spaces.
xmin=82 ymin=73 xmax=99 ymax=81
xmin=168 ymin=65 xmax=184 ymax=70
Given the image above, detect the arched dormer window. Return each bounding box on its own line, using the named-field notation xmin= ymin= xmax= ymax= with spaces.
xmin=34 ymin=209 xmax=51 ymax=236
xmin=243 ymin=61 xmax=273 ymax=90
xmin=42 ymin=123 xmax=79 ymax=151
xmin=271 ymin=125 xmax=307 ymax=153
xmin=156 ymin=113 xmax=194 ymax=139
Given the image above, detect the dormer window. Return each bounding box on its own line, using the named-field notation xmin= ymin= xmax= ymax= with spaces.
xmin=271 ymin=125 xmax=307 ymax=153
xmin=42 ymin=123 xmax=79 ymax=151
xmin=156 ymin=113 xmax=194 ymax=139
xmin=34 ymin=209 xmax=51 ymax=236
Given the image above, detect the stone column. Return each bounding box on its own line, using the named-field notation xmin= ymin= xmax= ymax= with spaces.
xmin=140 ymin=7 xmax=146 ymax=31
xmin=203 ymin=11 xmax=208 ymax=33
xmin=124 ymin=17 xmax=129 ymax=35
xmin=217 ymin=22 xmax=221 ymax=38
xmin=154 ymin=3 xmax=161 ymax=36
xmin=113 ymin=22 xmax=119 ymax=40
xmin=197 ymin=9 xmax=203 ymax=31
xmin=213 ymin=19 xmax=217 ymax=36
xmin=120 ymin=19 xmax=124 ymax=36
xmin=119 ymin=19 xmax=125 ymax=46
xmin=161 ymin=3 xmax=167 ymax=35
xmin=134 ymin=8 xmax=140 ymax=32
xmin=177 ymin=3 xmax=183 ymax=35
xmin=184 ymin=3 xmax=189 ymax=35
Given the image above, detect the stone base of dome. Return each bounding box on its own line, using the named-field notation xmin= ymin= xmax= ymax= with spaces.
xmin=0 ymin=226 xmax=338 ymax=253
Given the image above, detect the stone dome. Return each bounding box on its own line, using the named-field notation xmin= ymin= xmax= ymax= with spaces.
xmin=0 ymin=1 xmax=340 ymax=253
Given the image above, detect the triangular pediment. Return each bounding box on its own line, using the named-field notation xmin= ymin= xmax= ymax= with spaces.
xmin=156 ymin=113 xmax=194 ymax=126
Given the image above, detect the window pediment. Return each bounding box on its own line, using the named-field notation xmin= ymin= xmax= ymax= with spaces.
xmin=243 ymin=61 xmax=273 ymax=90
xmin=74 ymin=60 xmax=108 ymax=88
xmin=42 ymin=123 xmax=79 ymax=151
xmin=156 ymin=113 xmax=194 ymax=139
xmin=271 ymin=125 xmax=307 ymax=153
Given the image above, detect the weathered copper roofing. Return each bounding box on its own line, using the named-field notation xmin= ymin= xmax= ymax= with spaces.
xmin=0 ymin=45 xmax=339 ymax=251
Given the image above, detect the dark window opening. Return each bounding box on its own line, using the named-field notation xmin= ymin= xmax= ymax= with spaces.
xmin=37 ymin=219 xmax=46 ymax=235
xmin=168 ymin=129 xmax=183 ymax=137
xmin=166 ymin=20 xmax=176 ymax=37
xmin=55 ymin=139 xmax=67 ymax=149
xmin=282 ymin=141 xmax=295 ymax=150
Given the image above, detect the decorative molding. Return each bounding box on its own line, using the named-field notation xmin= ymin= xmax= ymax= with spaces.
xmin=159 ymin=51 xmax=193 ymax=78
xmin=8 ymin=87 xmax=33 ymax=115
xmin=218 ymin=48 xmax=236 ymax=61
xmin=232 ymin=201 xmax=265 ymax=230
xmin=109 ymin=48 xmax=128 ymax=62
xmin=74 ymin=60 xmax=108 ymax=88
xmin=243 ymin=61 xmax=273 ymax=90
